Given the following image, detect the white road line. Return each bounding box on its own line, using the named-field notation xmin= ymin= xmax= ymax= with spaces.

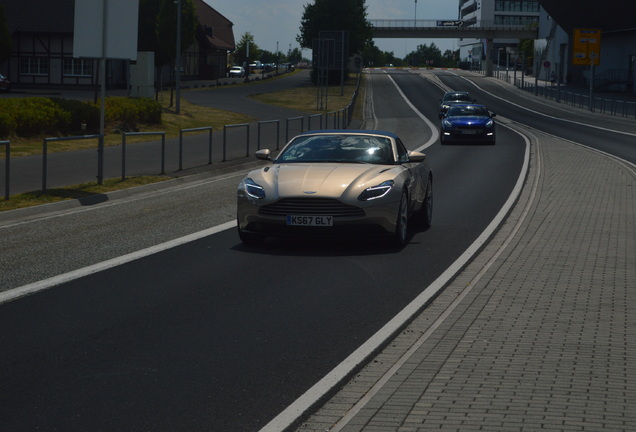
xmin=0 ymin=221 xmax=236 ymax=305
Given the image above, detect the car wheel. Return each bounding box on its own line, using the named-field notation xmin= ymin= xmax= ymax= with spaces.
xmin=419 ymin=177 xmax=433 ymax=228
xmin=237 ymin=226 xmax=265 ymax=246
xmin=393 ymin=191 xmax=409 ymax=246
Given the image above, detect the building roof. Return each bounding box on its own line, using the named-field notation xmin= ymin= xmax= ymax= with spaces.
xmin=540 ymin=0 xmax=634 ymax=34
xmin=194 ymin=0 xmax=235 ymax=51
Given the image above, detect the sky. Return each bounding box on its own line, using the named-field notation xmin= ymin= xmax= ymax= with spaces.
xmin=204 ymin=0 xmax=460 ymax=59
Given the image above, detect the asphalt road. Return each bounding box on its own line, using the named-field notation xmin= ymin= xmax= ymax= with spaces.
xmin=3 ymin=69 xmax=631 ymax=431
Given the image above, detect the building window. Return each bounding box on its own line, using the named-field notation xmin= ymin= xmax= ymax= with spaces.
xmin=63 ymin=58 xmax=93 ymax=77
xmin=20 ymin=57 xmax=49 ymax=75
xmin=495 ymin=1 xmax=538 ymax=12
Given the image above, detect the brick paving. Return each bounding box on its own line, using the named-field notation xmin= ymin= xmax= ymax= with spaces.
xmin=296 ymin=126 xmax=636 ymax=431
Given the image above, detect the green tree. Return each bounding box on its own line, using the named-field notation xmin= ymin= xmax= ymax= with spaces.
xmin=297 ymin=0 xmax=373 ymax=55
xmin=288 ymin=47 xmax=304 ymax=65
xmin=361 ymin=41 xmax=398 ymax=67
xmin=156 ymin=0 xmax=197 ymax=65
xmin=138 ymin=0 xmax=162 ymax=62
xmin=0 ymin=4 xmax=12 ymax=64
xmin=405 ymin=42 xmax=442 ymax=67
xmin=233 ymin=32 xmax=260 ymax=66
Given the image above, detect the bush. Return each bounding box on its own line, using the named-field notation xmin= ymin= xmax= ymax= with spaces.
xmin=103 ymin=97 xmax=162 ymax=129
xmin=51 ymin=98 xmax=100 ymax=134
xmin=0 ymin=110 xmax=16 ymax=139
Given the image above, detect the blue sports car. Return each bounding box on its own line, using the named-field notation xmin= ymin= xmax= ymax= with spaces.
xmin=440 ymin=104 xmax=497 ymax=145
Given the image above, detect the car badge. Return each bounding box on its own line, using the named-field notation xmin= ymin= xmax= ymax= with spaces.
xmin=303 ymin=191 xmax=317 ymax=194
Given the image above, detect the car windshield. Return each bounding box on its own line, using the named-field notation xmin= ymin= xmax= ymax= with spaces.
xmin=444 ymin=93 xmax=471 ymax=102
xmin=447 ymin=106 xmax=488 ymax=117
xmin=276 ymin=134 xmax=394 ymax=164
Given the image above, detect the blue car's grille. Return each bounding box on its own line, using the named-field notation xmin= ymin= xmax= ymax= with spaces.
xmin=260 ymin=198 xmax=365 ymax=217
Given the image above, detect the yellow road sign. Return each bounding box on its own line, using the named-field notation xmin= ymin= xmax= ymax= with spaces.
xmin=573 ymin=28 xmax=601 ymax=66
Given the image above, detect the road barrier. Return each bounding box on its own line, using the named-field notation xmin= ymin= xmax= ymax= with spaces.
xmin=121 ymin=132 xmax=166 ymax=180
xmin=1 ymin=140 xmax=8 ymax=200
xmin=179 ymin=127 xmax=213 ymax=170
xmin=488 ymin=68 xmax=636 ymax=119
xmin=42 ymin=135 xmax=101 ymax=191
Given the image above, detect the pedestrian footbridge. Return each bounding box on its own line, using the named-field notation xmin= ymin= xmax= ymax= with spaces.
xmin=370 ymin=19 xmax=538 ymax=39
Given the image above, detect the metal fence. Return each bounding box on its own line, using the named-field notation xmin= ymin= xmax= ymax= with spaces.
xmin=490 ymin=68 xmax=636 ymax=119
xmin=0 ymin=73 xmax=362 ymax=198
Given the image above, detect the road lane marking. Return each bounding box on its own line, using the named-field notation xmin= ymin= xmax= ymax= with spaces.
xmin=0 ymin=221 xmax=236 ymax=305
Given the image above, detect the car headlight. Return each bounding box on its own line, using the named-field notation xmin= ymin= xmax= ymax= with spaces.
xmin=443 ymin=119 xmax=452 ymax=128
xmin=358 ymin=180 xmax=394 ymax=201
xmin=241 ymin=178 xmax=266 ymax=199
xmin=485 ymin=119 xmax=494 ymax=128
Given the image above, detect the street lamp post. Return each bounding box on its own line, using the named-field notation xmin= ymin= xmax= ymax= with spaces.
xmin=414 ymin=0 xmax=417 ymax=26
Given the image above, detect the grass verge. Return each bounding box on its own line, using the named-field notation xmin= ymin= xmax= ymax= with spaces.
xmin=0 ymin=176 xmax=170 ymax=212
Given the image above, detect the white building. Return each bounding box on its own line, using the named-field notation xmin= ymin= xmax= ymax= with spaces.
xmin=458 ymin=0 xmax=539 ymax=70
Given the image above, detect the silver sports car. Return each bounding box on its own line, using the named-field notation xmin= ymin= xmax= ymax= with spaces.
xmin=237 ymin=130 xmax=433 ymax=246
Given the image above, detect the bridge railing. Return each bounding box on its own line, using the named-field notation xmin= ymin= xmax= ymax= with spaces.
xmin=369 ymin=19 xmax=536 ymax=29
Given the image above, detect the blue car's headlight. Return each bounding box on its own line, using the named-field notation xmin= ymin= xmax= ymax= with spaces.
xmin=485 ymin=119 xmax=494 ymax=128
xmin=241 ymin=178 xmax=266 ymax=199
xmin=443 ymin=119 xmax=452 ymax=128
xmin=358 ymin=180 xmax=394 ymax=201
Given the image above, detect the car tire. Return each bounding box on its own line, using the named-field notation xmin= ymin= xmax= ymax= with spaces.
xmin=393 ymin=191 xmax=409 ymax=247
xmin=418 ymin=177 xmax=433 ymax=228
xmin=237 ymin=227 xmax=265 ymax=246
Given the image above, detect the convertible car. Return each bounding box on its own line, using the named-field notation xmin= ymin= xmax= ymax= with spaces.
xmin=237 ymin=130 xmax=433 ymax=246
xmin=440 ymin=103 xmax=497 ymax=145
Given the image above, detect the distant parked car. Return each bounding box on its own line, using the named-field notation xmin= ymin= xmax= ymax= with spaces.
xmin=228 ymin=66 xmax=245 ymax=78
xmin=0 ymin=73 xmax=10 ymax=92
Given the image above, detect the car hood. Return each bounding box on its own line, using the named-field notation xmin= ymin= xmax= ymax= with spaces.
xmin=250 ymin=163 xmax=399 ymax=200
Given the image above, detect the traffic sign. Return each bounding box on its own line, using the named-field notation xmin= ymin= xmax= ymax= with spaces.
xmin=436 ymin=20 xmax=463 ymax=27
xmin=573 ymin=28 xmax=601 ymax=66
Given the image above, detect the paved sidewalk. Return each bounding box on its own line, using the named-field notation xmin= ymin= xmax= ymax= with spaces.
xmin=294 ymin=103 xmax=636 ymax=429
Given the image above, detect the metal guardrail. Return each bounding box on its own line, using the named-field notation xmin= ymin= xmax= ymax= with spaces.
xmin=257 ymin=120 xmax=280 ymax=150
xmin=42 ymin=135 xmax=101 ymax=191
xmin=179 ymin=126 xmax=213 ymax=170
xmin=488 ymin=69 xmax=636 ymax=119
xmin=223 ymin=123 xmax=250 ymax=162
xmin=121 ymin=132 xmax=166 ymax=180
xmin=1 ymin=140 xmax=8 ymax=199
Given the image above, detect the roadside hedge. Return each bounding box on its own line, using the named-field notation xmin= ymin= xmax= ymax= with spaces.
xmin=0 ymin=96 xmax=162 ymax=139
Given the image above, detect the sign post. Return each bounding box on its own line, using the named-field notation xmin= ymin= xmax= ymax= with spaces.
xmin=74 ymin=0 xmax=139 ymax=184
xmin=573 ymin=28 xmax=601 ymax=111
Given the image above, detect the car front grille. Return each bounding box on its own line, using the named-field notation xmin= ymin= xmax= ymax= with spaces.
xmin=259 ymin=198 xmax=365 ymax=217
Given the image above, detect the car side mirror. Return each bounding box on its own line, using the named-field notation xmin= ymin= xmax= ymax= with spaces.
xmin=491 ymin=113 xmax=497 ymax=118
xmin=255 ymin=149 xmax=272 ymax=160
xmin=407 ymin=151 xmax=426 ymax=162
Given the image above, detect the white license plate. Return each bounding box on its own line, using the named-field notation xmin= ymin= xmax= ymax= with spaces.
xmin=286 ymin=215 xmax=333 ymax=226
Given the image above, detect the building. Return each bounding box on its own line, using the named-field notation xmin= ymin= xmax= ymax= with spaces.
xmin=458 ymin=0 xmax=540 ymax=70
xmin=0 ymin=0 xmax=235 ymax=90
xmin=539 ymin=0 xmax=635 ymax=92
